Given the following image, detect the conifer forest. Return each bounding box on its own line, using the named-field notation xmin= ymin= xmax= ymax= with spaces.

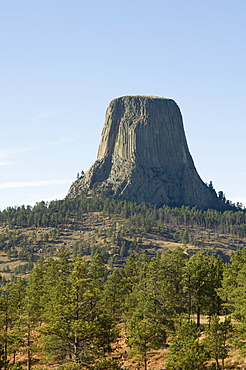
xmin=0 ymin=194 xmax=246 ymax=369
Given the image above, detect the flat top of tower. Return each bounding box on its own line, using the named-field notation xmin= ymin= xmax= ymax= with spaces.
xmin=118 ymin=95 xmax=171 ymax=99
xmin=109 ymin=96 xmax=175 ymax=105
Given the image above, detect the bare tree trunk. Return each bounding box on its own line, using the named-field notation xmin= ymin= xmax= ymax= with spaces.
xmin=197 ymin=306 xmax=201 ymax=327
xmin=222 ymin=357 xmax=225 ymax=370
xmin=74 ymin=332 xmax=80 ymax=363
xmin=215 ymin=358 xmax=219 ymax=369
xmin=27 ymin=326 xmax=31 ymax=370
xmin=4 ymin=312 xmax=8 ymax=370
xmin=144 ymin=352 xmax=147 ymax=370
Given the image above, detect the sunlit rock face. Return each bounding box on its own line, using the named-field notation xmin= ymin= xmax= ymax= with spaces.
xmin=68 ymin=96 xmax=223 ymax=209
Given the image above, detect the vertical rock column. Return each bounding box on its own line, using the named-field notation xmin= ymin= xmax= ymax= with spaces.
xmin=67 ymin=96 xmax=221 ymax=209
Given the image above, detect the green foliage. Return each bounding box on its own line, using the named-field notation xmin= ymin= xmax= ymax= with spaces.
xmin=184 ymin=250 xmax=224 ymax=326
xmin=57 ymin=362 xmax=82 ymax=370
xmin=40 ymin=256 xmax=119 ymax=364
xmin=219 ymin=247 xmax=246 ymax=317
xmin=0 ymin=232 xmax=245 ymax=369
xmin=166 ymin=320 xmax=210 ymax=370
xmin=218 ymin=248 xmax=246 ymax=354
xmin=204 ymin=315 xmax=232 ymax=369
xmin=0 ymin=278 xmax=26 ymax=369
xmin=127 ymin=311 xmax=165 ymax=368
xmin=90 ymin=359 xmax=122 ymax=370
xmin=0 ymin=193 xmax=245 ymax=270
xmin=124 ymin=251 xmax=186 ymax=370
xmin=101 ymin=270 xmax=125 ymax=317
xmin=10 ymin=364 xmax=23 ymax=370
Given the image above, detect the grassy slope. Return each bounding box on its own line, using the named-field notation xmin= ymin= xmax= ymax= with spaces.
xmin=0 ymin=208 xmax=245 ymax=278
xmin=1 ymin=207 xmax=246 ymax=369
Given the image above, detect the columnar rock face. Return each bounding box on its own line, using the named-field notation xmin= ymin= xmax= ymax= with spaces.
xmin=68 ymin=96 xmax=223 ymax=209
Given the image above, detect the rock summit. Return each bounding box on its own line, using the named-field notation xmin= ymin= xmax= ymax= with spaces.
xmin=68 ymin=96 xmax=224 ymax=209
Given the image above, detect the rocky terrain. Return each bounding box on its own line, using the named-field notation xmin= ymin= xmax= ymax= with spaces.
xmin=68 ymin=96 xmax=227 ymax=210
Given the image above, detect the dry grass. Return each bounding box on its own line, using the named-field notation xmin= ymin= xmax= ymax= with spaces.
xmin=5 ymin=317 xmax=246 ymax=370
xmin=0 ymin=209 xmax=245 ymax=277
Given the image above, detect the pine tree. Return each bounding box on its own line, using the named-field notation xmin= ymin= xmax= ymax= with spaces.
xmin=159 ymin=248 xmax=186 ymax=315
xmin=41 ymin=258 xmax=118 ymax=365
xmin=101 ymin=270 xmax=125 ymax=318
xmin=204 ymin=315 xmax=232 ymax=370
xmin=166 ymin=320 xmax=209 ymax=370
xmin=125 ymin=254 xmax=169 ymax=370
xmin=127 ymin=312 xmax=162 ymax=370
xmin=0 ymin=279 xmax=26 ymax=370
xmin=184 ymin=250 xmax=224 ymax=326
xmin=7 ymin=279 xmax=26 ymax=366
xmin=24 ymin=260 xmax=45 ymax=370
xmin=218 ymin=248 xmax=246 ymax=353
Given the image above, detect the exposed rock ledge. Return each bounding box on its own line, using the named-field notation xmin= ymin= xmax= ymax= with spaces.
xmin=67 ymin=96 xmax=227 ymax=210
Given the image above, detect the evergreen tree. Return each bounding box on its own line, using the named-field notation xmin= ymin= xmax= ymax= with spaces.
xmin=41 ymin=258 xmax=118 ymax=365
xmin=101 ymin=270 xmax=125 ymax=318
xmin=24 ymin=260 xmax=45 ymax=370
xmin=159 ymin=248 xmax=186 ymax=315
xmin=204 ymin=315 xmax=232 ymax=370
xmin=127 ymin=312 xmax=163 ymax=370
xmin=184 ymin=250 xmax=224 ymax=326
xmin=7 ymin=279 xmax=26 ymax=367
xmin=125 ymin=254 xmax=171 ymax=370
xmin=166 ymin=320 xmax=209 ymax=370
xmin=0 ymin=279 xmax=26 ymax=370
xmin=218 ymin=247 xmax=246 ymax=319
xmin=218 ymin=248 xmax=246 ymax=353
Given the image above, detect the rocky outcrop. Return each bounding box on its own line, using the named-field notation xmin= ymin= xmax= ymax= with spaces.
xmin=68 ymin=96 xmax=225 ymax=210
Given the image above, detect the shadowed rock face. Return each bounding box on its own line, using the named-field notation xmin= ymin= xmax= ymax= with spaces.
xmin=68 ymin=96 xmax=223 ymax=209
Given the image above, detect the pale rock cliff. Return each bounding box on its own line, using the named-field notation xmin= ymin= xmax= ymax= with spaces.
xmin=68 ymin=96 xmax=225 ymax=209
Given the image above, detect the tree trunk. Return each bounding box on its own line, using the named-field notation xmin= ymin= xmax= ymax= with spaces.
xmin=197 ymin=306 xmax=201 ymax=327
xmin=74 ymin=333 xmax=80 ymax=363
xmin=144 ymin=352 xmax=147 ymax=370
xmin=222 ymin=357 xmax=225 ymax=370
xmin=27 ymin=326 xmax=31 ymax=370
xmin=215 ymin=358 xmax=219 ymax=369
xmin=27 ymin=349 xmax=31 ymax=370
xmin=4 ymin=313 xmax=8 ymax=370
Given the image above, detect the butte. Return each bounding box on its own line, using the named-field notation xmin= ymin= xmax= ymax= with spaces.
xmin=67 ymin=95 xmax=226 ymax=210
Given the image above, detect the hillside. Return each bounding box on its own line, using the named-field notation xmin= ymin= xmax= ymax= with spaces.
xmin=1 ymin=195 xmax=246 ymax=369
xmin=0 ymin=194 xmax=245 ymax=279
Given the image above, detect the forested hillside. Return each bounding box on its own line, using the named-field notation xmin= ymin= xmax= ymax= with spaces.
xmin=1 ymin=194 xmax=246 ymax=369
xmin=1 ymin=248 xmax=246 ymax=369
xmin=0 ymin=193 xmax=246 ymax=279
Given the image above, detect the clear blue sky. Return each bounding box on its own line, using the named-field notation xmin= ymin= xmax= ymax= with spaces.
xmin=1 ymin=0 xmax=246 ymax=209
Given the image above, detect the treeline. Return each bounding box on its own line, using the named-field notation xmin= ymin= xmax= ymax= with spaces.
xmin=0 ymin=194 xmax=246 ymax=238
xmin=1 ymin=248 xmax=246 ymax=370
xmin=1 ymin=194 xmax=246 ymax=273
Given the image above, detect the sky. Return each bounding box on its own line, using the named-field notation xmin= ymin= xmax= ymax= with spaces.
xmin=0 ymin=0 xmax=246 ymax=210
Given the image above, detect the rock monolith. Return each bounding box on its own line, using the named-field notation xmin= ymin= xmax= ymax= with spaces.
xmin=67 ymin=96 xmax=224 ymax=209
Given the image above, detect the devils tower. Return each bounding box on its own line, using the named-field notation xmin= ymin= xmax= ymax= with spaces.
xmin=68 ymin=96 xmax=224 ymax=210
